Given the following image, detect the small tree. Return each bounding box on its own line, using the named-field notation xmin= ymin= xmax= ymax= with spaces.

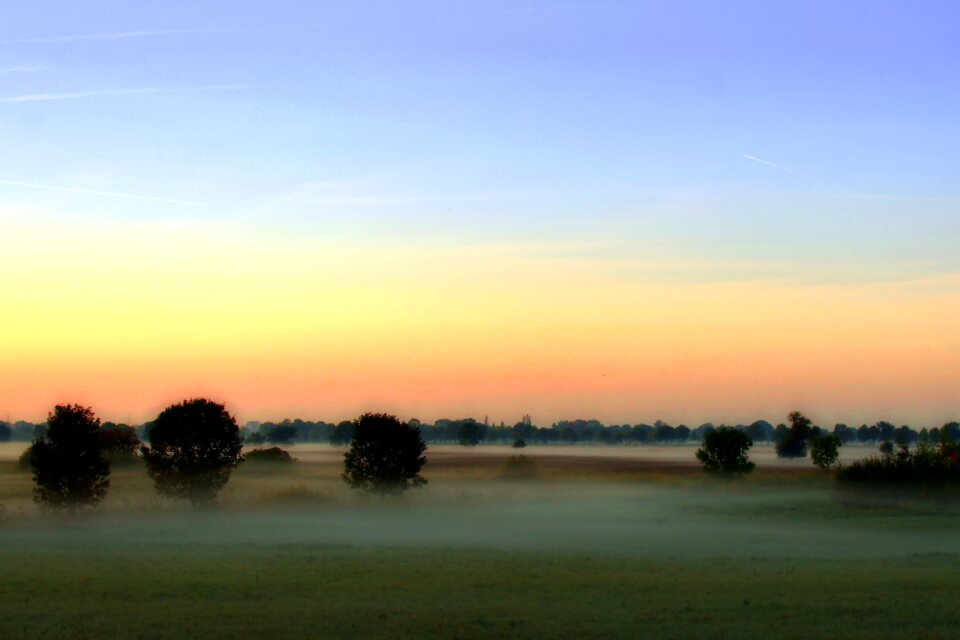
xmin=811 ymin=434 xmax=841 ymax=469
xmin=776 ymin=411 xmax=813 ymax=459
xmin=696 ymin=427 xmax=755 ymax=477
xmin=342 ymin=413 xmax=427 ymax=494
xmin=141 ymin=399 xmax=244 ymax=505
xmin=30 ymin=404 xmax=110 ymax=510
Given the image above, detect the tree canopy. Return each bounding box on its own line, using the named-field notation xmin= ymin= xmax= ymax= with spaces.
xmin=776 ymin=411 xmax=814 ymax=459
xmin=30 ymin=404 xmax=110 ymax=510
xmin=141 ymin=398 xmax=244 ymax=505
xmin=696 ymin=427 xmax=755 ymax=477
xmin=811 ymin=434 xmax=842 ymax=469
xmin=342 ymin=413 xmax=427 ymax=494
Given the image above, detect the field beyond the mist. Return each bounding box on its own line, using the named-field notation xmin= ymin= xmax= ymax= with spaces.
xmin=2 ymin=442 xmax=959 ymax=639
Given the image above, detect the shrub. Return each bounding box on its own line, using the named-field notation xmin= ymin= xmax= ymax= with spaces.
xmin=837 ymin=439 xmax=960 ymax=491
xmin=244 ymin=447 xmax=297 ymax=465
xmin=696 ymin=427 xmax=755 ymax=477
xmin=512 ymin=437 xmax=527 ymax=449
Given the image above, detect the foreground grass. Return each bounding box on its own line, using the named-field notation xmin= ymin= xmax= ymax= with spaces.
xmin=2 ymin=443 xmax=960 ymax=639
xmin=2 ymin=544 xmax=959 ymax=640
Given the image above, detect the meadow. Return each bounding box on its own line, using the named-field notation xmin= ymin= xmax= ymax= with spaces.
xmin=2 ymin=443 xmax=959 ymax=639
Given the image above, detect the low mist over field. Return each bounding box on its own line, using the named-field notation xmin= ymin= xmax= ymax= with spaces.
xmin=3 ymin=0 xmax=960 ymax=637
xmin=2 ymin=442 xmax=956 ymax=560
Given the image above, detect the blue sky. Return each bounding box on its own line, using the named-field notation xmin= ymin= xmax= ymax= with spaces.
xmin=3 ymin=2 xmax=960 ymax=424
xmin=2 ymin=1 xmax=959 ymax=273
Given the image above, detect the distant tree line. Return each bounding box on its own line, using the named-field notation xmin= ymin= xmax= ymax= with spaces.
xmin=4 ymin=416 xmax=959 ymax=448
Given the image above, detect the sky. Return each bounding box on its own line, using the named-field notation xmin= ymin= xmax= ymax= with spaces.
xmin=1 ymin=1 xmax=959 ymax=427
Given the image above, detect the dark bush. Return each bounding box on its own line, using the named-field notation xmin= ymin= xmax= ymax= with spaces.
xmin=244 ymin=447 xmax=297 ymax=465
xmin=512 ymin=437 xmax=527 ymax=448
xmin=837 ymin=439 xmax=960 ymax=490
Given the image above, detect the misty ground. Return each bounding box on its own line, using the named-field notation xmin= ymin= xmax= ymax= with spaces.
xmin=2 ymin=443 xmax=958 ymax=639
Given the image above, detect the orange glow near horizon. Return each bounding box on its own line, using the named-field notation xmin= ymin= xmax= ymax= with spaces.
xmin=2 ymin=213 xmax=959 ymax=427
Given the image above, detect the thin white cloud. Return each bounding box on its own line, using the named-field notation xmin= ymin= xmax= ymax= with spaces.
xmin=311 ymin=194 xmax=512 ymax=206
xmin=1 ymin=28 xmax=221 ymax=45
xmin=0 ymin=179 xmax=207 ymax=206
xmin=0 ymin=65 xmax=43 ymax=74
xmin=742 ymin=154 xmax=802 ymax=176
xmin=0 ymin=84 xmax=250 ymax=103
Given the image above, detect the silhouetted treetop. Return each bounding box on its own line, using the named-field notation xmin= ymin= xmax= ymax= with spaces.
xmin=30 ymin=404 xmax=110 ymax=510
xmin=342 ymin=412 xmax=426 ymax=494
xmin=141 ymin=398 xmax=244 ymax=505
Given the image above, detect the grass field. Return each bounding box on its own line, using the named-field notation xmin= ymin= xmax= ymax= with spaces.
xmin=2 ymin=443 xmax=959 ymax=639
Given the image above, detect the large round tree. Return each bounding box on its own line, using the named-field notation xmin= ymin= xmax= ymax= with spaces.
xmin=30 ymin=404 xmax=110 ymax=510
xmin=142 ymin=399 xmax=244 ymax=505
xmin=342 ymin=413 xmax=427 ymax=494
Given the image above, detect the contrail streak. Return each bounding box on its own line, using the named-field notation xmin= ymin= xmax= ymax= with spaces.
xmin=742 ymin=154 xmax=802 ymax=176
xmin=0 ymin=179 xmax=207 ymax=206
xmin=0 ymin=84 xmax=250 ymax=103
xmin=0 ymin=65 xmax=43 ymax=74
xmin=1 ymin=28 xmax=221 ymax=45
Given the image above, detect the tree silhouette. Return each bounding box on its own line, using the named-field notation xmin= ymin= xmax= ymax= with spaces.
xmin=141 ymin=399 xmax=244 ymax=505
xmin=342 ymin=413 xmax=427 ymax=494
xmin=776 ymin=411 xmax=813 ymax=459
xmin=30 ymin=404 xmax=110 ymax=510
xmin=696 ymin=427 xmax=755 ymax=477
xmin=811 ymin=434 xmax=842 ymax=469
xmin=458 ymin=420 xmax=485 ymax=446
